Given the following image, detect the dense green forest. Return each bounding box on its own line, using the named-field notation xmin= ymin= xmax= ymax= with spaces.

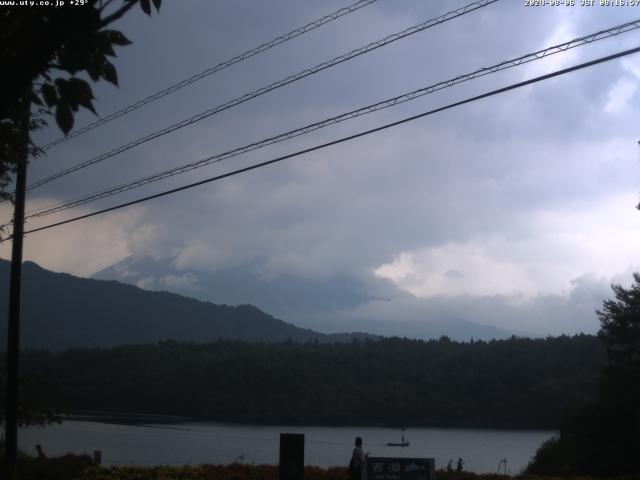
xmin=17 ymin=334 xmax=603 ymax=429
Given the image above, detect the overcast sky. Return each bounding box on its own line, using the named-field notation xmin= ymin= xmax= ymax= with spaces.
xmin=2 ymin=0 xmax=639 ymax=336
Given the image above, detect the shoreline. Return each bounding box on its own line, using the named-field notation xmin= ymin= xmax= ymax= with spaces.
xmin=62 ymin=412 xmax=559 ymax=432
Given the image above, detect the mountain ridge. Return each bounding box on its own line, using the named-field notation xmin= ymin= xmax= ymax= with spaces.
xmin=94 ymin=254 xmax=517 ymax=341
xmin=0 ymin=259 xmax=373 ymax=350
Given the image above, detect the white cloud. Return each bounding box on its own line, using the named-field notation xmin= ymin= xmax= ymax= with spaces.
xmin=604 ymin=77 xmax=637 ymax=113
xmin=0 ymin=199 xmax=148 ymax=277
xmin=159 ymin=273 xmax=200 ymax=291
xmin=621 ymin=57 xmax=640 ymax=79
xmin=374 ymin=239 xmax=540 ymax=298
xmin=521 ymin=14 xmax=578 ymax=80
xmin=375 ymin=192 xmax=640 ymax=299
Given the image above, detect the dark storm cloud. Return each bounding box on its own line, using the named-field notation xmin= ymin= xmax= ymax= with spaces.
xmin=4 ymin=0 xmax=639 ymax=335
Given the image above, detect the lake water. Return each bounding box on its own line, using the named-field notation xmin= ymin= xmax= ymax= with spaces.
xmin=19 ymin=420 xmax=554 ymax=474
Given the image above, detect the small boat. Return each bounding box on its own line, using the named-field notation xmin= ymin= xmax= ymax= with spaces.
xmin=387 ymin=434 xmax=409 ymax=447
xmin=386 ymin=441 xmax=410 ymax=447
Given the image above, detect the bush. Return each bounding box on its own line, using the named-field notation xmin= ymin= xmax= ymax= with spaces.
xmin=0 ymin=453 xmax=96 ymax=480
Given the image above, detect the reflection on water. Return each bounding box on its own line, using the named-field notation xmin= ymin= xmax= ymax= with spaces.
xmin=19 ymin=420 xmax=554 ymax=474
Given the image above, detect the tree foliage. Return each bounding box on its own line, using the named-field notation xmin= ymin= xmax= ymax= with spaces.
xmin=0 ymin=0 xmax=162 ymax=429
xmin=0 ymin=357 xmax=64 ymax=429
xmin=20 ymin=335 xmax=603 ymax=429
xmin=598 ymin=272 xmax=640 ymax=409
xmin=527 ymin=273 xmax=640 ymax=476
xmin=0 ymin=0 xmax=161 ymax=200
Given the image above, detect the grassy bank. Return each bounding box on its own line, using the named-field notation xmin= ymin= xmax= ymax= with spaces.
xmin=1 ymin=454 xmax=95 ymax=480
xmin=6 ymin=456 xmax=640 ymax=480
xmin=74 ymin=468 xmax=639 ymax=480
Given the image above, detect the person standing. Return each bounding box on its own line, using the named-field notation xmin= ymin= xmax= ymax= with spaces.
xmin=456 ymin=457 xmax=464 ymax=473
xmin=349 ymin=437 xmax=366 ymax=480
xmin=35 ymin=445 xmax=46 ymax=459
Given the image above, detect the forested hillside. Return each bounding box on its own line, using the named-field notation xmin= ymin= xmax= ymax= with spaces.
xmin=20 ymin=335 xmax=603 ymax=428
xmin=0 ymin=260 xmax=369 ymax=349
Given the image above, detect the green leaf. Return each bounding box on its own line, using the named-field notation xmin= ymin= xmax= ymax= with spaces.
xmin=101 ymin=61 xmax=118 ymax=86
xmin=68 ymin=78 xmax=97 ymax=115
xmin=103 ymin=30 xmax=132 ymax=46
xmin=55 ymin=102 xmax=74 ymax=135
xmin=68 ymin=77 xmax=94 ymax=100
xmin=54 ymin=79 xmax=73 ymax=108
xmin=101 ymin=40 xmax=116 ymax=58
xmin=31 ymin=91 xmax=43 ymax=107
xmin=86 ymin=54 xmax=102 ymax=81
xmin=88 ymin=31 xmax=116 ymax=58
xmin=140 ymin=0 xmax=151 ymax=15
xmin=55 ymin=78 xmax=79 ymax=111
xmin=54 ymin=78 xmax=67 ymax=90
xmin=41 ymin=84 xmax=58 ymax=108
xmin=82 ymin=99 xmax=97 ymax=115
xmin=57 ymin=48 xmax=83 ymax=74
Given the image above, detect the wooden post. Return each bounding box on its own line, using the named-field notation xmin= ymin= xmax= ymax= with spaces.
xmin=4 ymin=103 xmax=29 ymax=480
xmin=279 ymin=433 xmax=304 ymax=480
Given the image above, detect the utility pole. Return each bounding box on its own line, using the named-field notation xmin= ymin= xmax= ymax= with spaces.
xmin=4 ymin=102 xmax=29 ymax=480
xmin=637 ymin=141 xmax=640 ymax=211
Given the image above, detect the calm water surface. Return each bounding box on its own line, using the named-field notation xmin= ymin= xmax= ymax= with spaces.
xmin=20 ymin=420 xmax=554 ymax=474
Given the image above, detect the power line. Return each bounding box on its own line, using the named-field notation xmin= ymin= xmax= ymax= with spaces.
xmin=6 ymin=45 xmax=638 ymax=241
xmin=22 ymin=18 xmax=640 ymax=220
xmin=26 ymin=0 xmax=498 ymax=191
xmin=37 ymin=0 xmax=381 ymax=152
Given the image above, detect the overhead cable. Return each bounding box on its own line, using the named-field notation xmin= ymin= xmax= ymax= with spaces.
xmin=5 ymin=45 xmax=638 ymax=241
xmin=26 ymin=0 xmax=498 ymax=191
xmin=38 ymin=0 xmax=381 ymax=152
xmin=22 ymin=18 xmax=640 ymax=220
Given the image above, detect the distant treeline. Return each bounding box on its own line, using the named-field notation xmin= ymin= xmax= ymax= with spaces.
xmin=20 ymin=335 xmax=603 ymax=429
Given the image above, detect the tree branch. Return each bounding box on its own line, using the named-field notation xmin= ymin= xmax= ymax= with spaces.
xmin=98 ymin=1 xmax=138 ymax=29
xmin=99 ymin=0 xmax=118 ymax=13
